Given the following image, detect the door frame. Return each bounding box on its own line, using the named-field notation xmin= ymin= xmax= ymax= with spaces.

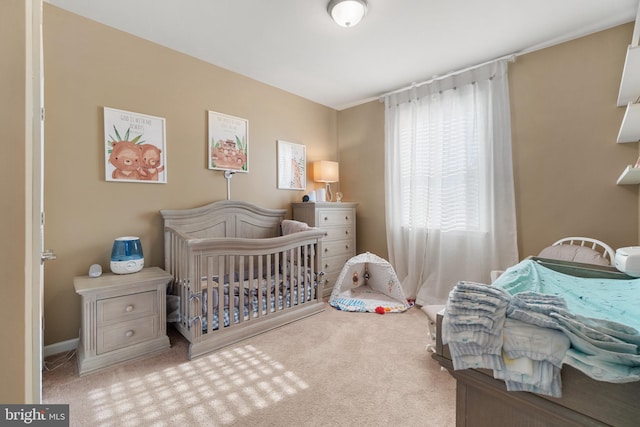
xmin=26 ymin=0 xmax=44 ymax=403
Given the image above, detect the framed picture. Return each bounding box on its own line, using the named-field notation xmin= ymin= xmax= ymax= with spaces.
xmin=104 ymin=107 xmax=167 ymax=183
xmin=208 ymin=110 xmax=249 ymax=172
xmin=277 ymin=140 xmax=306 ymax=190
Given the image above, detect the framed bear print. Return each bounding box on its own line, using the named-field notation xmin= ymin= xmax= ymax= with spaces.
xmin=104 ymin=107 xmax=167 ymax=183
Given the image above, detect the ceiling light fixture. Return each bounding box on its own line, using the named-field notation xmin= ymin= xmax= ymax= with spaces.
xmin=327 ymin=0 xmax=368 ymax=28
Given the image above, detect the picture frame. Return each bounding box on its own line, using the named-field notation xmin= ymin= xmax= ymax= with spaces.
xmin=208 ymin=110 xmax=249 ymax=172
xmin=104 ymin=107 xmax=167 ymax=183
xmin=277 ymin=140 xmax=306 ymax=190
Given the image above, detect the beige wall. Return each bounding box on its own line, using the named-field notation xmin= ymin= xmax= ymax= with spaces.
xmin=509 ymin=23 xmax=638 ymax=256
xmin=337 ymin=101 xmax=387 ymax=259
xmin=0 ymin=0 xmax=27 ymax=403
xmin=43 ymin=5 xmax=338 ymax=344
xmin=341 ymin=23 xmax=638 ymax=263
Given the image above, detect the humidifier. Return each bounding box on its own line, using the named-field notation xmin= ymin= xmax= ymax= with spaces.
xmin=110 ymin=236 xmax=144 ymax=274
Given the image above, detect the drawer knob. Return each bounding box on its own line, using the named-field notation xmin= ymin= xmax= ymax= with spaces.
xmin=324 ymin=264 xmax=329 ymax=269
xmin=324 ymin=248 xmax=329 ymax=253
xmin=345 ymin=230 xmax=349 ymax=235
xmin=345 ymin=245 xmax=349 ymax=250
xmin=125 ymin=305 xmax=134 ymax=312
xmin=324 ymin=217 xmax=328 ymax=221
xmin=345 ymin=216 xmax=349 ymax=220
xmin=125 ymin=330 xmax=134 ymax=338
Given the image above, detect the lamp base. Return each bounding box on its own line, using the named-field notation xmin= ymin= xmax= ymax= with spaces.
xmin=325 ymin=183 xmax=333 ymax=202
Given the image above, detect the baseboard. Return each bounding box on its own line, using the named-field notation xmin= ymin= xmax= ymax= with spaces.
xmin=44 ymin=337 xmax=79 ymax=358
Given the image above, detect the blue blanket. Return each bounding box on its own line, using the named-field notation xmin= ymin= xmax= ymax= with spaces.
xmin=492 ymin=260 xmax=640 ymax=331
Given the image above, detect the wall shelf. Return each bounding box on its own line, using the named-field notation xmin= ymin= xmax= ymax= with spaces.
xmin=617 ymin=165 xmax=640 ymax=185
xmin=617 ymin=102 xmax=640 ymax=142
xmin=617 ymin=45 xmax=640 ymax=107
xmin=616 ymin=4 xmax=640 ymax=184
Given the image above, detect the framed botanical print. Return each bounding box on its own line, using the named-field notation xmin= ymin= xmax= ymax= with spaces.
xmin=277 ymin=140 xmax=306 ymax=190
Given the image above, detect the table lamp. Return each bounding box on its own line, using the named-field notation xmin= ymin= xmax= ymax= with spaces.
xmin=313 ymin=160 xmax=339 ymax=202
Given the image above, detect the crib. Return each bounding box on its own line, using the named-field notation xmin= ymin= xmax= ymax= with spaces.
xmin=161 ymin=200 xmax=326 ymax=359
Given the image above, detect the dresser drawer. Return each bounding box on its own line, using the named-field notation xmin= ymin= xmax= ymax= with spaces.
xmin=322 ymin=225 xmax=354 ymax=242
xmin=324 ymin=271 xmax=341 ymax=291
xmin=318 ymin=209 xmax=354 ymax=227
xmin=320 ymin=253 xmax=352 ymax=290
xmin=97 ymin=316 xmax=158 ymax=354
xmin=97 ymin=291 xmax=156 ymax=325
xmin=321 ymin=253 xmax=352 ymax=275
xmin=323 ymin=238 xmax=355 ymax=259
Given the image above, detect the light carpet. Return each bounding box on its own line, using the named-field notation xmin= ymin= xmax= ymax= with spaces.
xmin=43 ymin=302 xmax=455 ymax=426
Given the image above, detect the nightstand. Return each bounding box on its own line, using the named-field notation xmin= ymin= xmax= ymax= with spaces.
xmin=291 ymin=202 xmax=357 ymax=296
xmin=74 ymin=266 xmax=172 ymax=375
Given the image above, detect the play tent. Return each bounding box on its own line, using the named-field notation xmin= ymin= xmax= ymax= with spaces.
xmin=329 ymin=252 xmax=411 ymax=313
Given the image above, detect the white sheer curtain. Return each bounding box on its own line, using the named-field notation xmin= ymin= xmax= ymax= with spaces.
xmin=384 ymin=59 xmax=518 ymax=306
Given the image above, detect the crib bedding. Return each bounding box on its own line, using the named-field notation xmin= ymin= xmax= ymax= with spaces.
xmin=201 ymin=271 xmax=316 ymax=330
xmin=443 ymin=259 xmax=640 ymax=397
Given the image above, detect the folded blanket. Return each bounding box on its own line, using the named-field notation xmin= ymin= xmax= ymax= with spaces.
xmin=551 ymin=312 xmax=638 ymax=354
xmin=443 ymin=281 xmax=510 ymax=371
xmin=554 ymin=310 xmax=640 ymax=347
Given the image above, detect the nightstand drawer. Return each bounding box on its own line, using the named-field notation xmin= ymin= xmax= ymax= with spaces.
xmin=322 ymin=225 xmax=354 ymax=242
xmin=98 ymin=290 xmax=156 ymax=325
xmin=97 ymin=316 xmax=158 ymax=354
xmin=318 ymin=209 xmax=354 ymax=227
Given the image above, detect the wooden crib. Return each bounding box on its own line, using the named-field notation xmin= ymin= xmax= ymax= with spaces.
xmin=161 ymin=200 xmax=326 ymax=359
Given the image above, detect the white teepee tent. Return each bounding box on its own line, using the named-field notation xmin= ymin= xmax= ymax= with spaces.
xmin=329 ymin=252 xmax=411 ymax=313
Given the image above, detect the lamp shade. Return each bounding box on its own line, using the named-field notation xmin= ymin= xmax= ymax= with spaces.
xmin=313 ymin=161 xmax=339 ymax=183
xmin=327 ymin=0 xmax=367 ymax=28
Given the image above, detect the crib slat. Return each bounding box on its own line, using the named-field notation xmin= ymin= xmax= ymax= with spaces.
xmin=217 ymin=255 xmax=225 ymax=332
xmin=192 ymin=253 xmax=202 ymax=344
xmin=238 ymin=255 xmax=244 ymax=325
xmin=303 ymin=244 xmax=309 ymax=304
xmin=249 ymin=255 xmax=255 ymax=320
xmin=274 ymin=251 xmax=281 ymax=312
xmin=256 ymin=254 xmax=261 ymax=318
xmin=266 ymin=253 xmax=272 ymax=315
xmin=207 ymin=255 xmax=214 ymax=335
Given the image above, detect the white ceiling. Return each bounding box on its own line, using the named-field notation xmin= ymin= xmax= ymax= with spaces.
xmin=47 ymin=0 xmax=639 ymax=110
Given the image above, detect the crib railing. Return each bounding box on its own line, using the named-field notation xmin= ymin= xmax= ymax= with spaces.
xmin=164 ymin=227 xmax=326 ymax=356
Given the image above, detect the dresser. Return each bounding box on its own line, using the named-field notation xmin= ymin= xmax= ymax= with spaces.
xmin=292 ymin=202 xmax=357 ymax=296
xmin=74 ymin=266 xmax=172 ymax=375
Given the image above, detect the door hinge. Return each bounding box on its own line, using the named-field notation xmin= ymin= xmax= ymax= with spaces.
xmin=41 ymin=249 xmax=57 ymax=263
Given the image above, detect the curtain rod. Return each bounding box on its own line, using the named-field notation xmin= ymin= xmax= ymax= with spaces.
xmin=378 ymin=53 xmax=517 ymax=100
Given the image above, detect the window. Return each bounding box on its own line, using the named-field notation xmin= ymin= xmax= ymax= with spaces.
xmin=397 ymin=86 xmax=487 ymax=232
